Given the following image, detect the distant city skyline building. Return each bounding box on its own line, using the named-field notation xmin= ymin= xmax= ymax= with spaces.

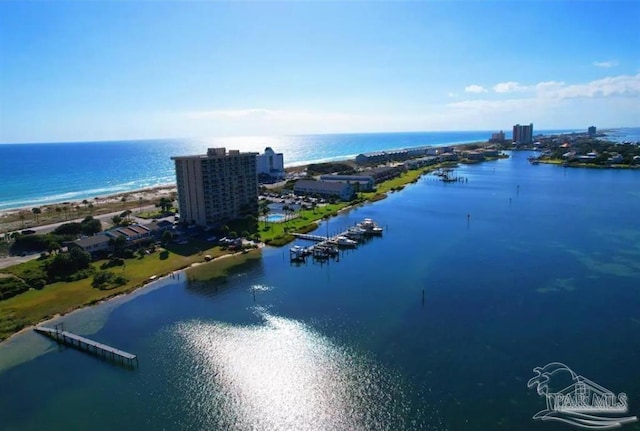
xmin=588 ymin=126 xmax=597 ymax=137
xmin=490 ymin=130 xmax=505 ymax=143
xmin=171 ymin=147 xmax=258 ymax=226
xmin=256 ymin=147 xmax=285 ymax=180
xmin=513 ymin=123 xmax=534 ymax=144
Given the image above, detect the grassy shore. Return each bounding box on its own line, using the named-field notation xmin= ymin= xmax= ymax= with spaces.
xmin=0 ymin=154 xmax=502 ymax=342
xmin=0 ymin=243 xmax=249 ymax=341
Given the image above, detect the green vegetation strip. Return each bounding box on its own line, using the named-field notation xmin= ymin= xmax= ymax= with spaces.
xmin=186 ymin=249 xmax=262 ymax=282
xmin=0 ymin=245 xmax=234 ymax=341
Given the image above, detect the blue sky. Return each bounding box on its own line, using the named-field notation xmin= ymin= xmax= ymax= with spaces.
xmin=0 ymin=1 xmax=638 ymax=143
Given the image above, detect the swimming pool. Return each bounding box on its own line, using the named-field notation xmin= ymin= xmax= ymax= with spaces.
xmin=264 ymin=214 xmax=286 ymax=223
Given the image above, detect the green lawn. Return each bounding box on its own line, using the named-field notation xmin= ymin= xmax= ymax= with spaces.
xmin=0 ymin=244 xmax=233 ymax=341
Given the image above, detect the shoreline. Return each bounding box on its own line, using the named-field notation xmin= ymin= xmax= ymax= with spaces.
xmin=0 ymin=139 xmax=493 ymax=217
xmin=0 ymin=140 xmax=509 ymax=343
xmin=0 ymin=248 xmax=262 ymax=345
xmin=0 ymin=183 xmax=177 ymax=219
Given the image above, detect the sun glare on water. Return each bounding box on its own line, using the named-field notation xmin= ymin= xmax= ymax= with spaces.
xmin=172 ymin=309 xmax=412 ymax=430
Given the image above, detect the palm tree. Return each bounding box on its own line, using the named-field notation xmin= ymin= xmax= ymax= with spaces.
xmin=32 ymin=207 xmax=41 ymax=224
xmin=121 ymin=196 xmax=127 ymax=210
xmin=261 ymin=205 xmax=270 ymax=228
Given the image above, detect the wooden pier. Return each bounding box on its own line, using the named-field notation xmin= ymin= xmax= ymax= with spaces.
xmin=34 ymin=325 xmax=138 ymax=368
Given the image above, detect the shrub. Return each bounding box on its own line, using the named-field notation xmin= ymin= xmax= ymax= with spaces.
xmin=0 ymin=276 xmax=29 ymax=300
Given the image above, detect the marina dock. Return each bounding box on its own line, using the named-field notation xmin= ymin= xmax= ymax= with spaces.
xmin=290 ymin=218 xmax=383 ymax=263
xmin=34 ymin=324 xmax=138 ymax=368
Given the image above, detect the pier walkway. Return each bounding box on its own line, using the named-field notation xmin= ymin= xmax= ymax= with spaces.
xmin=34 ymin=325 xmax=138 ymax=368
xmin=292 ymin=233 xmax=328 ymax=242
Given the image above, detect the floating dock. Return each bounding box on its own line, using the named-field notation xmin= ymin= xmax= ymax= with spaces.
xmin=290 ymin=218 xmax=383 ymax=263
xmin=34 ymin=325 xmax=138 ymax=369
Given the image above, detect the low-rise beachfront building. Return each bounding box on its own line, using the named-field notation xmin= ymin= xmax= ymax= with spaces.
xmin=256 ymin=147 xmax=285 ymax=180
xmin=461 ymin=151 xmax=485 ymax=161
xmin=106 ymin=224 xmax=152 ymax=242
xmin=482 ymin=148 xmax=500 ymax=157
xmin=404 ymin=156 xmax=439 ymax=169
xmin=355 ymin=149 xmax=409 ymax=165
xmin=72 ymin=221 xmax=174 ymax=257
xmin=294 ymin=180 xmax=355 ymax=201
xmin=72 ymin=234 xmax=111 ymax=255
xmin=319 ymin=174 xmax=376 ymax=191
xmin=360 ymin=166 xmax=404 ymax=183
xmin=438 ymin=152 xmax=459 ymax=162
xmin=172 ymin=148 xmax=258 ymax=227
xmin=406 ymin=146 xmax=437 ymax=157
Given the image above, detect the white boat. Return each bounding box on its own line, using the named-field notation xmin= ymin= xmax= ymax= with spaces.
xmin=290 ymin=245 xmax=307 ymax=261
xmin=358 ymin=218 xmax=383 ymax=235
xmin=333 ymin=236 xmax=357 ymax=247
xmin=346 ymin=226 xmax=367 ymax=238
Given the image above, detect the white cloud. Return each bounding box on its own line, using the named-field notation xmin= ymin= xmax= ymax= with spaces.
xmin=493 ymin=81 xmax=530 ymax=93
xmin=593 ymin=60 xmax=619 ymax=68
xmin=446 ymin=73 xmax=640 ymax=130
xmin=447 ymin=92 xmax=457 ymax=98
xmin=535 ymin=74 xmax=640 ymax=99
xmin=464 ymin=84 xmax=488 ymax=93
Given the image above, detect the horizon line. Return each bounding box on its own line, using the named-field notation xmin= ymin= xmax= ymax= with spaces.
xmin=1 ymin=126 xmax=634 ymax=146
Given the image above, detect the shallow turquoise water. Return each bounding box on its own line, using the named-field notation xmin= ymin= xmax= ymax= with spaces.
xmin=1 ymin=151 xmax=639 ymax=430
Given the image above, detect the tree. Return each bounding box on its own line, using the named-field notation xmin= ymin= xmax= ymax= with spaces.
xmin=81 ymin=217 xmax=102 ymax=235
xmin=261 ymin=205 xmax=270 ymax=228
xmin=157 ymin=197 xmax=173 ymax=213
xmin=244 ymin=214 xmax=257 ymax=232
xmin=19 ymin=213 xmax=25 ymax=228
xmin=121 ymin=196 xmax=127 ymax=209
xmin=82 ymin=199 xmax=89 ymax=209
xmin=241 ymin=230 xmax=250 ymax=239
xmin=311 ymin=202 xmax=317 ymax=213
xmin=109 ymin=235 xmax=127 ymax=257
xmin=161 ymin=230 xmax=173 ymax=246
xmin=32 ymin=207 xmax=41 ymax=223
xmin=111 ymin=215 xmax=122 ymax=225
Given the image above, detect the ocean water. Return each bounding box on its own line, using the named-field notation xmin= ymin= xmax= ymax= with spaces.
xmin=1 ymin=151 xmax=639 ymax=430
xmin=0 ymin=128 xmax=620 ymax=211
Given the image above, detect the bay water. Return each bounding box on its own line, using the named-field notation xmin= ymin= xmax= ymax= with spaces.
xmin=0 ymin=151 xmax=639 ymax=430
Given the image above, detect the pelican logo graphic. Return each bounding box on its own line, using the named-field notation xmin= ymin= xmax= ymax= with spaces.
xmin=528 ymin=362 xmax=637 ymax=429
